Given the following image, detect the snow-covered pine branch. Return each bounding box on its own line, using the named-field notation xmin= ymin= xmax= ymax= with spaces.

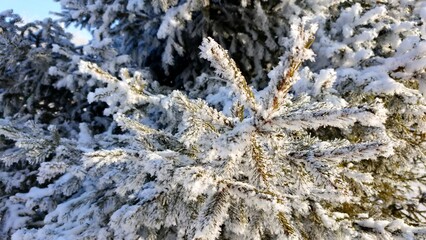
xmin=262 ymin=18 xmax=317 ymax=115
xmin=79 ymin=60 xmax=150 ymax=116
xmin=200 ymin=37 xmax=258 ymax=114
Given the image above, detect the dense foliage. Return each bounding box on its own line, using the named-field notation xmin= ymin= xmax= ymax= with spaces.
xmin=1 ymin=1 xmax=426 ymax=239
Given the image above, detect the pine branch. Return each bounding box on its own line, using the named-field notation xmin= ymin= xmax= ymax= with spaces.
xmin=232 ymin=101 xmax=245 ymax=122
xmin=116 ymin=115 xmax=196 ymax=156
xmin=194 ymin=186 xmax=231 ymax=240
xmin=172 ymin=90 xmax=233 ymax=129
xmin=289 ymin=140 xmax=393 ymax=163
xmin=251 ymin=135 xmax=270 ymax=188
xmin=277 ymin=211 xmax=295 ymax=236
xmin=272 ymin=36 xmax=314 ymax=110
xmin=79 ymin=60 xmax=119 ymax=84
xmin=79 ymin=60 xmax=149 ymax=116
xmin=263 ymin=20 xmax=317 ymax=116
xmin=115 ymin=114 xmax=158 ymax=135
xmin=267 ymin=104 xmax=386 ymax=131
xmin=223 ymin=180 xmax=288 ymax=209
xmin=0 ymin=121 xmax=59 ymax=166
xmin=199 ymin=37 xmax=258 ymax=114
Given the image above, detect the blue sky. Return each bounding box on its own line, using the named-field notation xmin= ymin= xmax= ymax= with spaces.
xmin=1 ymin=0 xmax=91 ymax=45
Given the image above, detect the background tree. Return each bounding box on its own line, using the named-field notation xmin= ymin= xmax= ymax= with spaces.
xmin=56 ymin=0 xmax=317 ymax=88
xmin=0 ymin=10 xmax=123 ymax=237
xmin=0 ymin=10 xmax=78 ymax=122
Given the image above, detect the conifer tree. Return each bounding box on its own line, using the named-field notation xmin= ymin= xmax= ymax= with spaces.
xmin=56 ymin=0 xmax=306 ymax=88
xmin=1 ymin=1 xmax=426 ymax=239
xmin=0 ymin=10 xmax=77 ymax=121
xmin=0 ymin=10 xmax=131 ymax=129
xmin=0 ymin=10 xmax=124 ymax=237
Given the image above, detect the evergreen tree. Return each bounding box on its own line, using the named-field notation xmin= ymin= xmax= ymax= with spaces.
xmin=0 ymin=10 xmax=77 ymax=122
xmin=56 ymin=0 xmax=309 ymax=88
xmin=0 ymin=9 xmax=132 ymax=130
xmin=1 ymin=0 xmax=426 ymax=239
xmin=0 ymin=10 xmax=125 ymax=237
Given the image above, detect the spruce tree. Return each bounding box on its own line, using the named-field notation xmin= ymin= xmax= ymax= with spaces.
xmin=1 ymin=1 xmax=426 ymax=239
xmin=56 ymin=0 xmax=306 ymax=88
